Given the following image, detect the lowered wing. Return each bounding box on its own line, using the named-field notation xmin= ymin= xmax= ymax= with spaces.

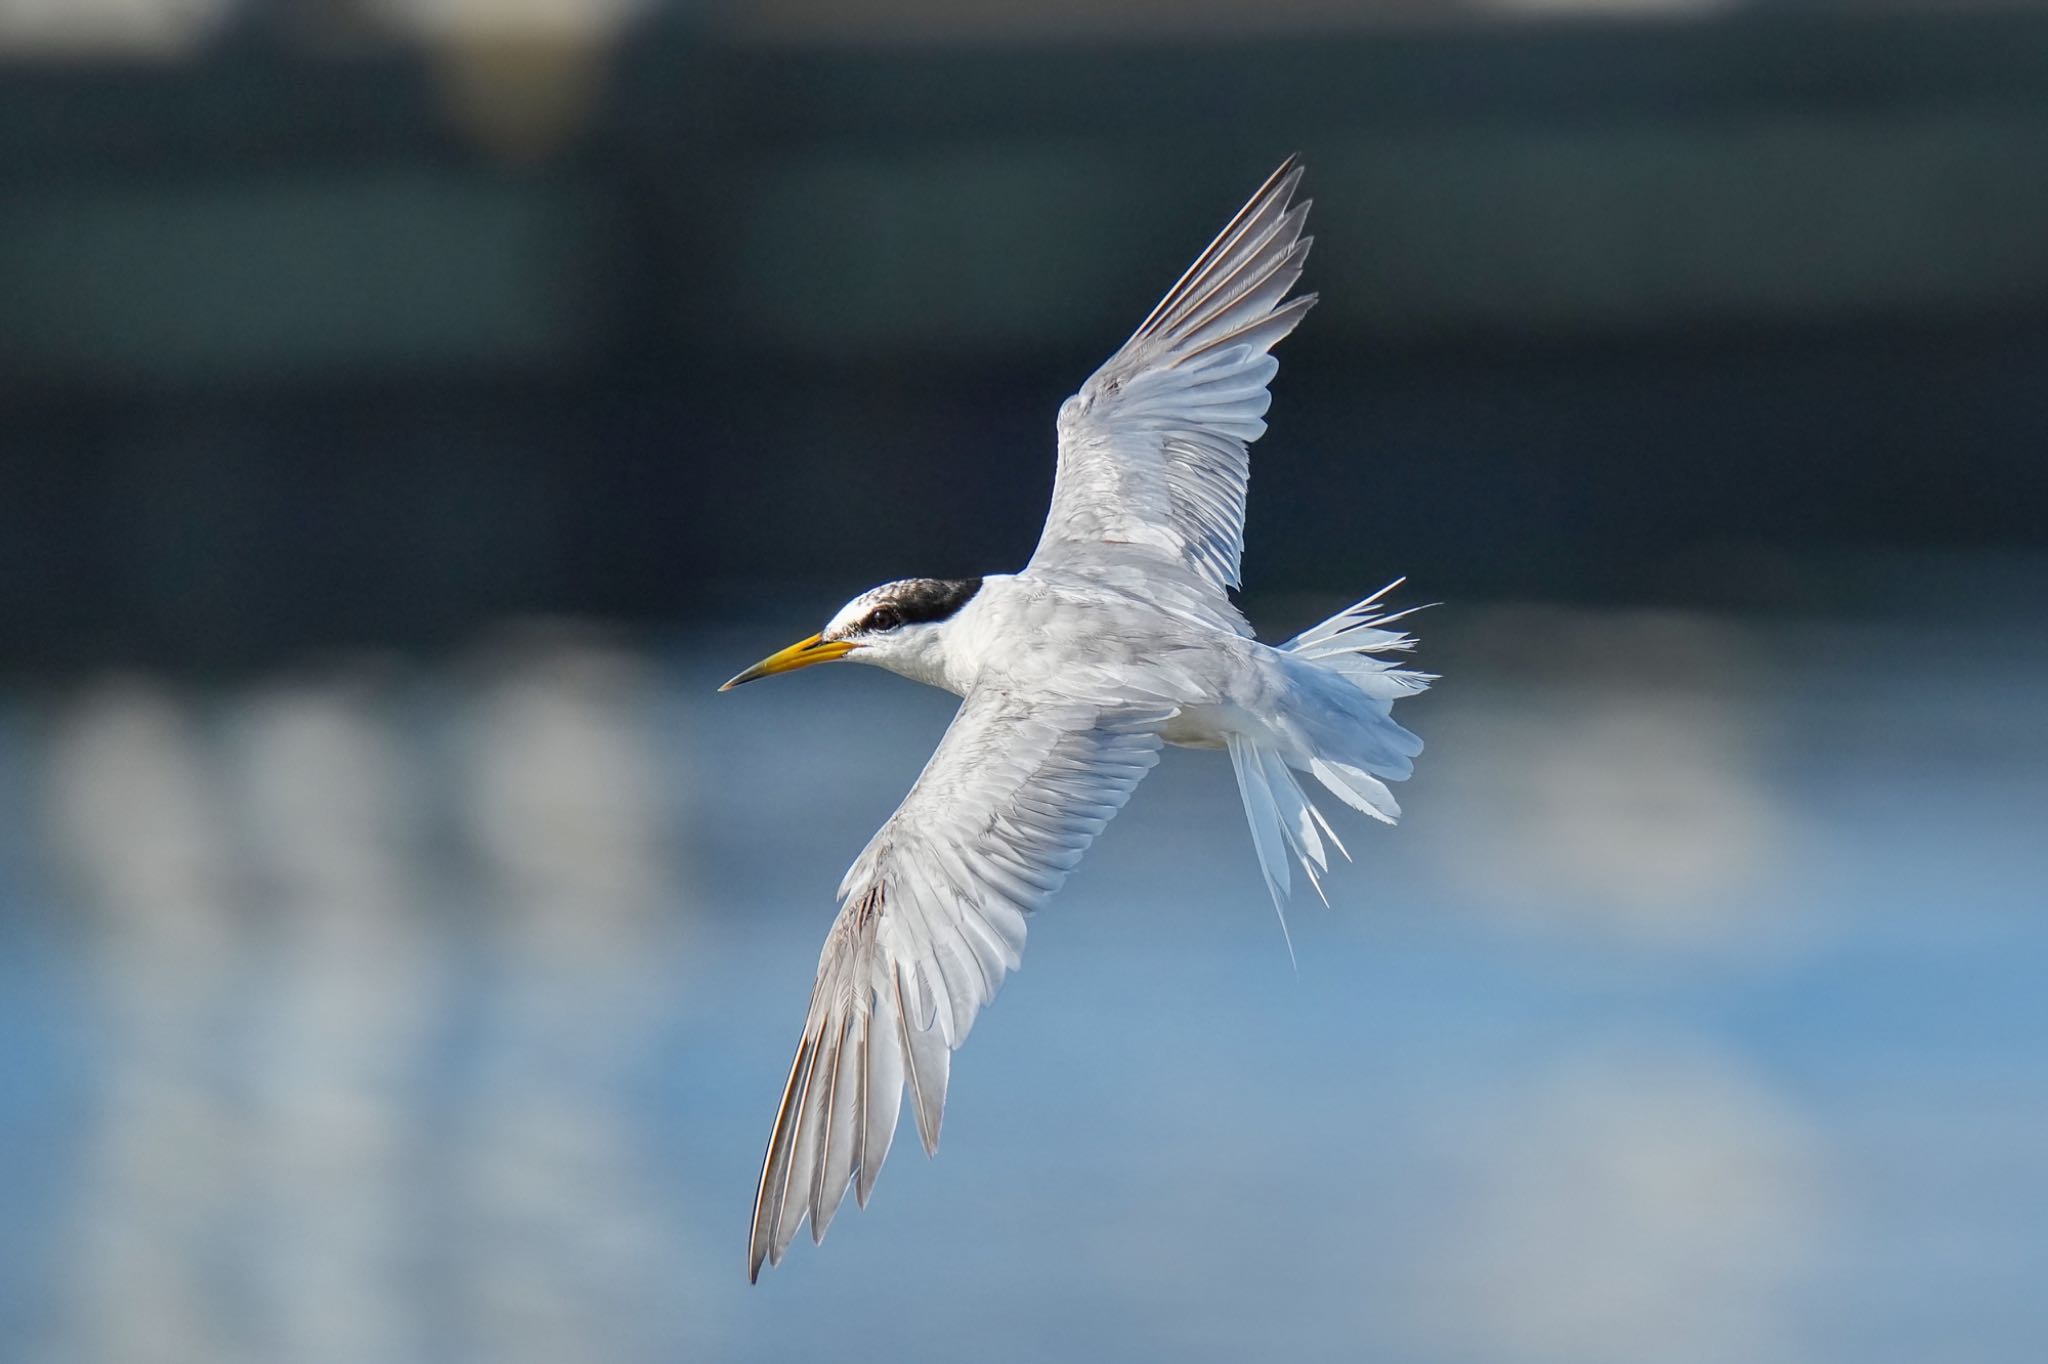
xmin=748 ymin=688 xmax=1171 ymax=1278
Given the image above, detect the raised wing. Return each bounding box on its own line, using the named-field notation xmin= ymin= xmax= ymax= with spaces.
xmin=1031 ymin=157 xmax=1316 ymax=595
xmin=748 ymin=689 xmax=1170 ymax=1279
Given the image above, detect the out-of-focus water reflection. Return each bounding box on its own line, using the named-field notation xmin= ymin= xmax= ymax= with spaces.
xmin=6 ymin=607 xmax=2045 ymax=1363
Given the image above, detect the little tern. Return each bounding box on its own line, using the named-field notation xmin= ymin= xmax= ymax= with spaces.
xmin=723 ymin=157 xmax=1430 ymax=1279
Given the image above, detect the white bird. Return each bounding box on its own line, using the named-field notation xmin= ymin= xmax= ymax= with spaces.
xmin=721 ymin=157 xmax=1430 ymax=1280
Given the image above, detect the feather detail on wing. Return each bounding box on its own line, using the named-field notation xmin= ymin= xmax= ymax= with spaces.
xmin=747 ymin=690 xmax=1171 ymax=1280
xmin=1032 ymin=156 xmax=1316 ymax=595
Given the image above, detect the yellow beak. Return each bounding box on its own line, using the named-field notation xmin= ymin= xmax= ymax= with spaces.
xmin=718 ymin=634 xmax=858 ymax=691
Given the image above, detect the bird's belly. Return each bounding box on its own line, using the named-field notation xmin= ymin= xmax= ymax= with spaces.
xmin=1159 ymin=703 xmax=1239 ymax=750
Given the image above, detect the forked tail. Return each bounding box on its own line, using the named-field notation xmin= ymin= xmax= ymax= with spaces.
xmin=1226 ymin=581 xmax=1432 ymax=959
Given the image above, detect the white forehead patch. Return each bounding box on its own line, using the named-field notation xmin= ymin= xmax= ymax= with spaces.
xmin=823 ymin=586 xmax=893 ymax=640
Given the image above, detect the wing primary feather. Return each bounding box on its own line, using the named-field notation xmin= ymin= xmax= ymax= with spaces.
xmin=847 ymin=1007 xmax=870 ymax=1205
xmin=1138 ymin=182 xmax=1303 ymax=350
xmin=1171 ymin=212 xmax=1312 ymax=348
xmin=770 ymin=1022 xmax=832 ymax=1263
xmin=1182 ymin=293 xmax=1317 ymax=368
xmin=748 ymin=1034 xmax=816 ymax=1282
xmin=1131 ymin=156 xmax=1301 ymax=342
xmin=858 ymin=998 xmax=904 ymax=1208
xmin=808 ymin=1010 xmax=855 ymax=1242
xmin=895 ymin=964 xmax=950 ymax=1156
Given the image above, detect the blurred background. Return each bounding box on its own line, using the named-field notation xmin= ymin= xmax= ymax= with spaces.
xmin=4 ymin=0 xmax=2046 ymax=1360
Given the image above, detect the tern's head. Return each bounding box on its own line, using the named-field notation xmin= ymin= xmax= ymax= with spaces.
xmin=719 ymin=577 xmax=984 ymax=691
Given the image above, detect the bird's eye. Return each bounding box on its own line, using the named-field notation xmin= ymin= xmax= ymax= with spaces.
xmin=866 ymin=607 xmax=901 ymax=632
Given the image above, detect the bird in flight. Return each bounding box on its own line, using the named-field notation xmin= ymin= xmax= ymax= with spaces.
xmin=722 ymin=158 xmax=1429 ymax=1280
